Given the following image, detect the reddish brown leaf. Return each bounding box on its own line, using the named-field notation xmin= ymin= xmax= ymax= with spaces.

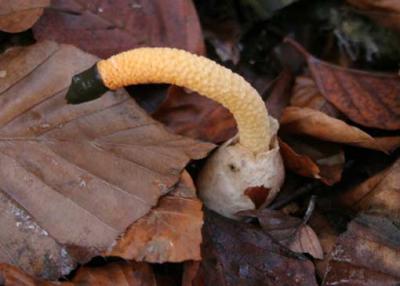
xmin=153 ymin=86 xmax=237 ymax=144
xmin=109 ymin=172 xmax=203 ymax=262
xmin=285 ymin=38 xmax=400 ymax=130
xmin=337 ymin=158 xmax=400 ymax=222
xmin=196 ymin=210 xmax=319 ymax=286
xmin=281 ymin=107 xmax=400 ymax=153
xmin=244 ymin=209 xmax=324 ymax=259
xmin=0 ymin=0 xmax=49 ymax=33
xmin=33 ymin=0 xmax=204 ymax=58
xmin=290 ymin=75 xmax=340 ymax=118
xmin=347 ymin=0 xmax=400 ymax=32
xmin=0 ymin=41 xmax=212 ymax=279
xmin=279 ymin=139 xmax=320 ymax=178
xmin=0 ymin=261 xmax=156 ymax=286
xmin=279 ymin=138 xmax=344 ymax=185
xmin=322 ymin=214 xmax=400 ymax=285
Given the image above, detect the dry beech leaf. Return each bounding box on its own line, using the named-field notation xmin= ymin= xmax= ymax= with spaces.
xmin=322 ymin=214 xmax=400 ymax=286
xmin=281 ymin=106 xmax=400 ymax=153
xmin=290 ymin=75 xmax=340 ymax=118
xmin=347 ymin=0 xmax=400 ymax=32
xmin=33 ymin=0 xmax=204 ymax=59
xmin=0 ymin=0 xmax=49 ymax=33
xmin=279 ymin=137 xmax=344 ymax=185
xmin=153 ymin=86 xmax=237 ymax=144
xmin=197 ymin=210 xmax=319 ymax=286
xmin=285 ymin=38 xmax=400 ymax=130
xmin=0 ymin=41 xmax=213 ymax=279
xmin=0 ymin=261 xmax=156 ymax=286
xmin=243 ymin=209 xmax=324 ymax=259
xmin=337 ymin=158 xmax=400 ymax=223
xmin=109 ymin=171 xmax=203 ymax=262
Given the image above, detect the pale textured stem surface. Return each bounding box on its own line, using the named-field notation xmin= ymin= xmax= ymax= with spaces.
xmin=97 ymin=48 xmax=270 ymax=153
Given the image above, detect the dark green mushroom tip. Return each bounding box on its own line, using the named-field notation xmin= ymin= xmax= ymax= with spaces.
xmin=65 ymin=64 xmax=109 ymax=104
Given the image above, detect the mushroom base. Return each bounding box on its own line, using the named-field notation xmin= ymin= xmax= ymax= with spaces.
xmin=197 ymin=117 xmax=284 ymax=219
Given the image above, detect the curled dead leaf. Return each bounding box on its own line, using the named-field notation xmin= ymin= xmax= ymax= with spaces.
xmin=281 ymin=106 xmax=400 ymax=153
xmin=0 ymin=0 xmax=49 ymax=33
xmin=279 ymin=137 xmax=344 ymax=185
xmin=0 ymin=41 xmax=212 ymax=279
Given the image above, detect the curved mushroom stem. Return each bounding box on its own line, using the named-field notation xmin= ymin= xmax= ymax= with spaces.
xmin=66 ymin=48 xmax=271 ymax=154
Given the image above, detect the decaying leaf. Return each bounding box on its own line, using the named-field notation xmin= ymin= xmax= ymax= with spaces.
xmin=347 ymin=0 xmax=400 ymax=32
xmin=279 ymin=137 xmax=344 ymax=185
xmin=0 ymin=41 xmax=213 ymax=279
xmin=109 ymin=171 xmax=203 ymax=262
xmin=285 ymin=38 xmax=400 ymax=130
xmin=0 ymin=261 xmax=156 ymax=286
xmin=243 ymin=209 xmax=324 ymax=259
xmin=337 ymin=158 xmax=400 ymax=223
xmin=195 ymin=210 xmax=318 ymax=286
xmin=290 ymin=75 xmax=340 ymax=118
xmin=0 ymin=0 xmax=49 ymax=33
xmin=33 ymin=0 xmax=204 ymax=59
xmin=281 ymin=107 xmax=400 ymax=153
xmin=153 ymin=86 xmax=236 ymax=144
xmin=322 ymin=214 xmax=400 ymax=285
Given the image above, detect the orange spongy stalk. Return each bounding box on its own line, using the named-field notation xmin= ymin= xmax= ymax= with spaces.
xmin=97 ymin=48 xmax=270 ymax=154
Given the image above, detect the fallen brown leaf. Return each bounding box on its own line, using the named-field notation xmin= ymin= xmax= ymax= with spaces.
xmin=347 ymin=0 xmax=400 ymax=32
xmin=194 ymin=210 xmax=318 ymax=286
xmin=290 ymin=75 xmax=340 ymax=118
xmin=322 ymin=214 xmax=400 ymax=285
xmin=0 ymin=261 xmax=156 ymax=286
xmin=153 ymin=86 xmax=237 ymax=144
xmin=0 ymin=41 xmax=213 ymax=279
xmin=33 ymin=0 xmax=204 ymax=58
xmin=285 ymin=38 xmax=400 ymax=130
xmin=0 ymin=0 xmax=49 ymax=33
xmin=109 ymin=171 xmax=203 ymax=262
xmin=279 ymin=137 xmax=344 ymax=185
xmin=243 ymin=209 xmax=324 ymax=259
xmin=281 ymin=106 xmax=400 ymax=153
xmin=337 ymin=158 xmax=400 ymax=223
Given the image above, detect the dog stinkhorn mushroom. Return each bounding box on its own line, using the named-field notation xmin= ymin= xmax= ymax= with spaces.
xmin=66 ymin=48 xmax=285 ymax=219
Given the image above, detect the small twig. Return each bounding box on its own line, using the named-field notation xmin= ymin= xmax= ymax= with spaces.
xmin=268 ymin=181 xmax=321 ymax=210
xmin=303 ymin=195 xmax=317 ymax=225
